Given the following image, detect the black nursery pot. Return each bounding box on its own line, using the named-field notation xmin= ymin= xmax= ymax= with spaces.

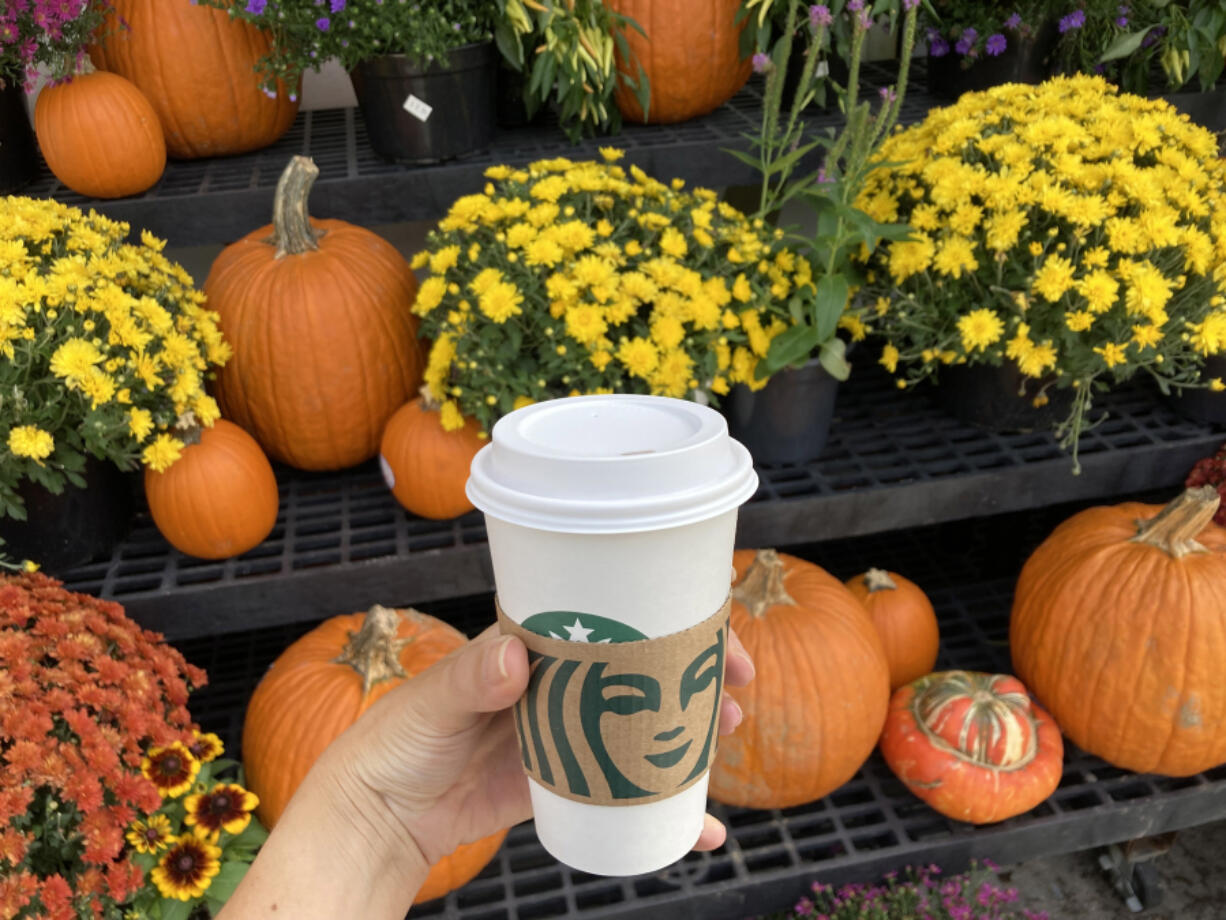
xmin=937 ymin=362 xmax=1072 ymax=433
xmin=0 ymin=81 xmax=39 ymax=194
xmin=1166 ymin=355 xmax=1226 ymax=427
xmin=724 ymin=359 xmax=840 ymax=465
xmin=350 ymin=41 xmax=497 ymax=164
xmin=927 ymin=21 xmax=1057 ymax=99
xmin=0 ymin=459 xmax=136 ymax=575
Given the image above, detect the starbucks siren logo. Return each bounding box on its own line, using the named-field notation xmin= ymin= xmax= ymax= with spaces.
xmin=521 ymin=611 xmax=647 ymax=644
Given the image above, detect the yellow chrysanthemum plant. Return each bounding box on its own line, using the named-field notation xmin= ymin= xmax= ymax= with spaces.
xmin=0 ymin=197 xmax=230 ymax=521
xmin=411 ymin=150 xmax=813 ymax=434
xmin=857 ymin=75 xmax=1226 ymax=469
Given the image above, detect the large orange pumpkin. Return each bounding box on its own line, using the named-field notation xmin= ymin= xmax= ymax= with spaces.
xmin=1011 ymin=487 xmax=1226 ymax=777
xmin=90 ymin=0 xmax=298 ymax=158
xmin=34 ymin=69 xmax=165 ymax=199
xmin=242 ymin=604 xmax=508 ymax=903
xmin=379 ymin=397 xmax=485 ymax=520
xmin=144 ymin=419 xmax=279 ymax=560
xmin=709 ymin=549 xmax=891 ymax=809
xmin=845 ymin=568 xmax=940 ymax=690
xmin=204 ymin=156 xmax=424 ymax=471
xmin=879 ymin=671 xmax=1063 ymax=825
xmin=608 ymin=0 xmax=753 ymax=124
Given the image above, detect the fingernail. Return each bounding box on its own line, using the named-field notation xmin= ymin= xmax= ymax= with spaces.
xmin=725 ymin=696 xmax=743 ymax=727
xmin=494 ymin=636 xmax=513 ymax=680
xmin=737 ymin=650 xmax=756 ymax=681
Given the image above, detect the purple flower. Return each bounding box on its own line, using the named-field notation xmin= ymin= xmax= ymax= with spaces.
xmin=1059 ymin=9 xmax=1086 ymax=32
xmin=330 ymin=0 xmax=346 ymax=10
xmin=316 ymin=16 xmax=330 ymax=30
xmin=904 ymin=0 xmax=919 ymax=9
xmin=244 ymin=0 xmax=266 ymax=13
xmin=879 ymin=85 xmax=897 ymax=102
xmin=985 ymin=32 xmax=1007 ymax=55
xmin=930 ymin=35 xmax=951 ymax=57
xmin=752 ymin=51 xmax=771 ymax=74
xmin=1141 ymin=24 xmax=1166 ymax=47
xmin=1116 ymin=14 xmax=1129 ymax=26
xmin=1005 ymin=12 xmax=1022 ymax=29
xmin=955 ymin=27 xmax=977 ymax=55
xmin=847 ymin=0 xmax=864 ymax=10
xmin=809 ymin=4 xmax=833 ymax=27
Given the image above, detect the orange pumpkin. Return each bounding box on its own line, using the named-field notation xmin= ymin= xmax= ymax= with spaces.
xmin=204 ymin=156 xmax=424 ymax=471
xmin=608 ymin=0 xmax=753 ymax=124
xmin=144 ymin=420 xmax=278 ymax=560
xmin=880 ymin=671 xmax=1063 ymax=825
xmin=709 ymin=549 xmax=891 ymax=809
xmin=33 ymin=69 xmax=165 ymax=199
xmin=90 ymin=0 xmax=297 ymax=158
xmin=242 ymin=604 xmax=507 ymax=903
xmin=1011 ymin=487 xmax=1226 ymax=777
xmin=380 ymin=397 xmax=485 ymax=520
xmin=845 ymin=568 xmax=940 ymax=690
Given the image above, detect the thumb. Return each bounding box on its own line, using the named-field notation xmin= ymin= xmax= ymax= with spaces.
xmin=409 ymin=633 xmax=529 ymax=736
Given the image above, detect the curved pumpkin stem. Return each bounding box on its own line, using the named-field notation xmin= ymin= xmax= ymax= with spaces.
xmin=333 ymin=604 xmax=416 ymax=697
xmin=1131 ymin=486 xmax=1219 ymax=559
xmin=732 ymin=549 xmax=796 ymax=618
xmin=863 ymin=568 xmax=896 ymax=593
xmin=272 ymin=155 xmax=322 ymax=258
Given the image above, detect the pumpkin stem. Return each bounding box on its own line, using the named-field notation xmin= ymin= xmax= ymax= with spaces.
xmin=272 ymin=156 xmax=322 ymax=258
xmin=173 ymin=411 xmax=203 ymax=447
xmin=864 ymin=568 xmax=897 ymax=593
xmin=732 ymin=549 xmax=796 ymax=617
xmin=1131 ymin=487 xmax=1219 ymax=559
xmin=419 ymin=384 xmax=442 ymax=412
xmin=333 ymin=604 xmax=416 ymax=697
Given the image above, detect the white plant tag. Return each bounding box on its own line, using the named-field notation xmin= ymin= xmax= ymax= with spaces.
xmin=403 ymin=94 xmax=433 ymax=122
xmin=816 ymin=60 xmax=830 ymax=78
xmin=379 ymin=454 xmax=396 ymax=490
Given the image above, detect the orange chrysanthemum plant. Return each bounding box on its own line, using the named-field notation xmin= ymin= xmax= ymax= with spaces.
xmin=0 ymin=572 xmax=265 ymax=920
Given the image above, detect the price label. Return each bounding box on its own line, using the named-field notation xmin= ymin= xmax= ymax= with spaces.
xmin=403 ymin=94 xmax=433 ymax=122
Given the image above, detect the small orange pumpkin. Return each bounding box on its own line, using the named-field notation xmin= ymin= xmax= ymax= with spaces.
xmin=242 ymin=604 xmax=507 ymax=903
xmin=845 ymin=568 xmax=940 ymax=690
xmin=379 ymin=396 xmax=485 ymax=520
xmin=608 ymin=0 xmax=752 ymax=124
xmin=709 ymin=549 xmax=891 ymax=809
xmin=879 ymin=670 xmax=1064 ymax=825
xmin=1011 ymin=487 xmax=1226 ymax=777
xmin=204 ymin=156 xmax=424 ymax=471
xmin=34 ymin=69 xmax=165 ymax=199
xmin=144 ymin=420 xmax=278 ymax=560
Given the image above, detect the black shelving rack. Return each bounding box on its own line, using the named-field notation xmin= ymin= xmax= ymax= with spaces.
xmin=33 ymin=62 xmax=1226 ymax=918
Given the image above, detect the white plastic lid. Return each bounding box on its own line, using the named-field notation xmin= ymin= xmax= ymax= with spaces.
xmin=466 ymin=394 xmax=758 ymax=534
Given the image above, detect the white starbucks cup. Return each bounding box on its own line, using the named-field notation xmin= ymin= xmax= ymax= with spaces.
xmin=466 ymin=394 xmax=757 ymax=876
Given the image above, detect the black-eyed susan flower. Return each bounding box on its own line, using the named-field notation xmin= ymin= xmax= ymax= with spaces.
xmin=125 ymin=814 xmax=173 ymax=854
xmin=184 ymin=783 xmax=259 ymax=839
xmin=141 ymin=742 xmax=200 ymax=798
xmin=151 ymin=833 xmax=221 ymax=901
xmin=187 ymin=731 xmax=224 ymax=764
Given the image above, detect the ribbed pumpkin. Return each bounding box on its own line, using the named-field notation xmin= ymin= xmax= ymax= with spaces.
xmin=380 ymin=396 xmax=484 ymax=520
xmin=845 ymin=568 xmax=940 ymax=690
xmin=709 ymin=549 xmax=891 ymax=809
xmin=33 ymin=69 xmax=165 ymax=199
xmin=608 ymin=0 xmax=752 ymax=124
xmin=90 ymin=0 xmax=297 ymax=158
xmin=1011 ymin=487 xmax=1226 ymax=777
xmin=144 ymin=420 xmax=278 ymax=560
xmin=242 ymin=604 xmax=508 ymax=904
xmin=204 ymin=156 xmax=424 ymax=471
xmin=879 ymin=671 xmax=1063 ymax=825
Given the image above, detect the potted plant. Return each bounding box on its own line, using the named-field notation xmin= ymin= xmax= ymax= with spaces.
xmin=855 ymin=74 xmax=1226 ymax=472
xmin=211 ymin=0 xmax=499 ymax=164
xmin=405 ymin=151 xmax=808 ymax=439
xmin=0 ymin=197 xmax=230 ymax=571
xmin=0 ymin=0 xmax=107 ymax=192
xmin=722 ymin=0 xmax=921 ymax=465
xmin=923 ymin=0 xmax=1057 ymax=98
xmin=0 ymin=570 xmax=266 ymax=919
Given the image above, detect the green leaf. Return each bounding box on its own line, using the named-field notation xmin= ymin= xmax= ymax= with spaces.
xmin=226 ymin=816 xmax=269 ymax=851
xmin=819 ymin=338 xmax=851 ymax=381
xmin=721 ymin=146 xmax=768 ymax=172
xmin=764 ymin=138 xmax=824 ymax=178
xmin=493 ymin=21 xmax=524 ymax=70
xmin=1100 ymin=27 xmax=1159 ymax=63
xmin=760 ymin=324 xmax=818 ymax=377
xmin=157 ymin=898 xmax=194 ymax=920
xmin=202 ymin=861 xmax=250 ymax=905
xmin=813 ymin=274 xmax=850 ymax=343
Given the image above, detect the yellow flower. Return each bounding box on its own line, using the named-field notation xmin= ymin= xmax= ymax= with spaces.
xmin=650 ymin=315 xmax=685 ymax=350
xmin=1122 ymin=262 xmax=1173 ymax=319
xmin=1094 ymin=342 xmax=1129 ymax=368
xmin=1028 ymin=242 xmax=1044 ymax=257
xmin=889 ymin=236 xmax=936 ymax=282
xmin=1212 ymin=378 xmax=1226 ymax=392
xmin=1065 ymin=311 xmax=1095 ymax=332
xmin=957 ymin=308 xmax=1004 ymax=352
xmin=142 ymin=434 xmax=185 ymax=473
xmin=1131 ymin=324 xmax=1163 ymax=349
xmin=410 ymin=251 xmax=429 ymax=270
xmin=413 ymin=276 xmax=447 ymax=316
xmin=984 ymin=211 xmax=1027 ymax=252
xmin=934 ymin=236 xmax=979 ymax=280
xmin=512 ymin=395 xmax=535 ymax=410
xmin=879 ymin=343 xmax=900 ymax=373
xmin=429 ymin=245 xmax=460 ymax=275
xmin=599 ymin=147 xmax=624 ymax=162
xmin=184 ymin=783 xmax=260 ymax=840
xmin=49 ymin=337 xmax=104 ymax=383
xmin=1078 ymin=270 xmax=1119 ymax=313
xmin=616 ymin=337 xmax=660 ymax=379
xmin=439 ymin=400 xmax=465 ymax=431
xmin=485 ymin=164 xmax=512 ymax=180
xmin=525 ymin=238 xmax=564 ymax=268
xmin=1017 ymin=340 xmax=1058 ymax=378
xmin=468 ymin=267 xmax=504 ymax=297
xmin=126 ymin=814 xmax=174 ymax=854
xmin=589 ymin=350 xmax=613 ymax=371
xmin=659 ymin=228 xmax=687 ymax=259
xmin=1032 ymin=255 xmax=1076 ymax=302
xmin=838 ymin=314 xmax=867 ymax=342
xmin=151 ymin=834 xmax=221 ymax=901
xmin=141 ymin=742 xmax=199 ymax=797
xmin=478 ymin=282 xmax=524 ymax=323
xmin=8 ymin=425 xmax=54 ymax=461
xmin=564 ymin=305 xmax=608 ymax=345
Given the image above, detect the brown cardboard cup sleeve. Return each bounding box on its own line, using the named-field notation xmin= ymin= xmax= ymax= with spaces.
xmin=497 ymin=598 xmax=731 ymax=806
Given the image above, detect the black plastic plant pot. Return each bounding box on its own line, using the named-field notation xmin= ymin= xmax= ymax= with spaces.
xmin=724 ymin=359 xmax=840 ymax=466
xmin=926 ymin=21 xmax=1057 ymax=99
xmin=936 ymin=361 xmax=1072 ymax=433
xmin=350 ymin=41 xmax=497 ymax=165
xmin=1166 ymin=355 xmax=1226 ymax=427
xmin=0 ymin=82 xmax=39 ymax=194
xmin=1160 ymin=86 xmax=1226 ymax=133
xmin=0 ymin=458 xmax=136 ymax=575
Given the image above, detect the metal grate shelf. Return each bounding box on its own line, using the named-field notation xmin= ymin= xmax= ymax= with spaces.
xmin=28 ymin=64 xmax=935 ymax=246
xmin=177 ymin=511 xmax=1226 ymax=920
xmin=58 ymin=363 xmax=1222 ymax=641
